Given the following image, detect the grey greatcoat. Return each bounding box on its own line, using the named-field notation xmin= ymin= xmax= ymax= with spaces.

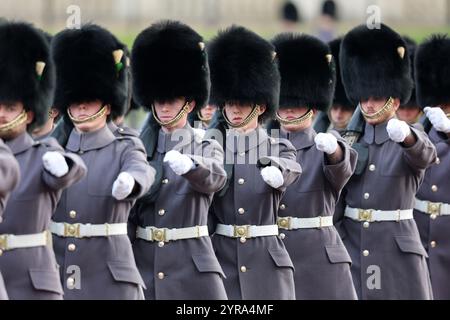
xmin=52 ymin=125 xmax=154 ymax=299
xmin=278 ymin=127 xmax=358 ymax=299
xmin=336 ymin=120 xmax=437 ymax=300
xmin=211 ymin=127 xmax=302 ymax=300
xmin=0 ymin=132 xmax=86 ymax=300
xmin=131 ymin=124 xmax=228 ymax=300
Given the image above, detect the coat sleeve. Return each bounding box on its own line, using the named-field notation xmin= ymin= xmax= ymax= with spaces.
xmin=323 ymin=134 xmax=358 ymax=194
xmin=182 ymin=139 xmax=227 ymax=194
xmin=257 ymin=138 xmax=302 ymax=191
xmin=402 ymin=127 xmax=437 ymax=172
xmin=0 ymin=141 xmax=20 ymax=197
xmin=40 ymin=138 xmax=87 ymax=191
xmin=119 ymin=137 xmax=156 ymax=201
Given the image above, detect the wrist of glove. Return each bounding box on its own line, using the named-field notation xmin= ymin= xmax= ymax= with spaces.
xmin=42 ymin=151 xmax=69 ymax=178
xmin=314 ymin=132 xmax=338 ymax=154
xmin=112 ymin=172 xmax=135 ymax=200
xmin=424 ymin=106 xmax=450 ymax=133
xmin=260 ymin=166 xmax=284 ymax=189
xmin=163 ymin=150 xmax=195 ymax=176
xmin=387 ymin=118 xmax=411 ymax=143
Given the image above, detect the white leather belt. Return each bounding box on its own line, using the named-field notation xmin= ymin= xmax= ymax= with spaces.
xmin=136 ymin=225 xmax=208 ymax=242
xmin=0 ymin=231 xmax=50 ymax=251
xmin=415 ymin=198 xmax=450 ymax=216
xmin=215 ymin=224 xmax=278 ymax=239
xmin=344 ymin=206 xmax=413 ymax=222
xmin=50 ymin=221 xmax=127 ymax=238
xmin=277 ymin=216 xmax=333 ymax=230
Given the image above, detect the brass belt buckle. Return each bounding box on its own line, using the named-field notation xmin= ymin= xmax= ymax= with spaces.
xmin=277 ymin=217 xmax=291 ymax=230
xmin=427 ymin=202 xmax=441 ymax=216
xmin=152 ymin=228 xmax=167 ymax=242
xmin=358 ymin=209 xmax=373 ymax=222
xmin=64 ymin=223 xmax=81 ymax=238
xmin=0 ymin=234 xmax=8 ymax=251
xmin=234 ymin=225 xmax=250 ymax=238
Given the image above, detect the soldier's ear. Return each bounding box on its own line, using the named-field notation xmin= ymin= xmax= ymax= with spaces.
xmin=26 ymin=110 xmax=35 ymax=125
xmin=105 ymin=105 xmax=112 ymax=116
xmin=258 ymin=104 xmax=267 ymax=114
xmin=392 ymin=98 xmax=401 ymax=112
xmin=187 ymin=101 xmax=196 ymax=113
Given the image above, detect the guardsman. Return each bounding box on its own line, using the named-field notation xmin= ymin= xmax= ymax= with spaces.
xmin=130 ymin=20 xmax=228 ymax=300
xmin=413 ymin=35 xmax=450 ymax=299
xmin=0 ymin=139 xmax=20 ymax=300
xmin=50 ymin=24 xmax=155 ymax=299
xmin=396 ymin=36 xmax=422 ymax=125
xmin=268 ymin=33 xmax=358 ymax=299
xmin=188 ymin=104 xmax=218 ymax=130
xmin=336 ymin=24 xmax=437 ymax=300
xmin=0 ymin=21 xmax=87 ymax=300
xmin=207 ymin=26 xmax=302 ymax=300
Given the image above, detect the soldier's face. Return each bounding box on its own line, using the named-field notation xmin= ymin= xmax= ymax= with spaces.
xmin=0 ymin=102 xmax=33 ymax=140
xmin=69 ymin=101 xmax=110 ymax=133
xmin=360 ymin=97 xmax=400 ymax=125
xmin=154 ymin=97 xmax=195 ymax=132
xmin=200 ymin=105 xmax=217 ymax=121
xmin=330 ymin=105 xmax=353 ymax=129
xmin=224 ymin=103 xmax=266 ymax=133
xmin=396 ymin=106 xmax=421 ymax=124
xmin=278 ymin=106 xmax=313 ymax=132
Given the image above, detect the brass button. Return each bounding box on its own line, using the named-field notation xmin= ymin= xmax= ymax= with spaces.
xmin=158 ymin=241 xmax=165 ymax=248
xmin=238 ymin=178 xmax=245 ymax=185
xmin=363 ymin=250 xmax=369 ymax=256
xmin=236 ymin=227 xmax=246 ymax=236
xmin=280 ymin=204 xmax=286 ymax=210
xmin=158 ymin=209 xmax=165 ymax=216
xmin=363 ymin=221 xmax=370 ymax=229
xmin=69 ymin=210 xmax=77 ymax=219
xmin=361 ymin=211 xmax=371 ymax=221
xmin=239 ymin=152 xmax=245 ymax=156
xmin=279 ymin=233 xmax=286 ymax=240
xmin=157 ymin=272 xmax=165 ymax=279
xmin=238 ymin=208 xmax=245 ymax=215
xmin=66 ymin=277 xmax=75 ymax=287
xmin=162 ymin=178 xmax=169 ymax=184
xmin=364 ymin=193 xmax=370 ymax=200
xmin=279 ymin=218 xmax=289 ymax=228
xmin=78 ymin=150 xmax=84 ymax=155
xmin=431 ymin=185 xmax=438 ymax=192
xmin=67 ymin=243 xmax=76 ymax=252
xmin=68 ymin=225 xmax=76 ymax=235
xmin=430 ymin=214 xmax=437 ymax=220
xmin=436 ymin=157 xmax=440 ymax=164
xmin=240 ymin=266 xmax=247 ymax=273
xmin=430 ymin=241 xmax=437 ymax=248
xmin=118 ymin=128 xmax=124 ymax=133
xmin=369 ymin=164 xmax=376 ymax=171
xmin=240 ymin=237 xmax=246 ymax=243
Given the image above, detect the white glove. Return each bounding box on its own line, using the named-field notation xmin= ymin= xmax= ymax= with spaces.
xmin=112 ymin=172 xmax=135 ymax=200
xmin=42 ymin=151 xmax=69 ymax=177
xmin=424 ymin=106 xmax=450 ymax=133
xmin=314 ymin=132 xmax=338 ymax=154
xmin=387 ymin=118 xmax=411 ymax=143
xmin=163 ymin=150 xmax=194 ymax=175
xmin=260 ymin=166 xmax=284 ymax=189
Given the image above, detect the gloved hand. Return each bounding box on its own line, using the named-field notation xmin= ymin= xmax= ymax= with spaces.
xmin=112 ymin=172 xmax=135 ymax=200
xmin=314 ymin=132 xmax=338 ymax=154
xmin=260 ymin=166 xmax=284 ymax=189
xmin=42 ymin=151 xmax=69 ymax=177
xmin=387 ymin=118 xmax=411 ymax=143
xmin=424 ymin=106 xmax=450 ymax=133
xmin=163 ymin=150 xmax=195 ymax=175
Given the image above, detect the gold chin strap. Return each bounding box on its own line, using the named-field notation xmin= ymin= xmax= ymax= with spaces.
xmin=0 ymin=110 xmax=28 ymax=133
xmin=222 ymin=104 xmax=261 ymax=128
xmin=151 ymin=102 xmax=191 ymax=128
xmin=276 ymin=109 xmax=314 ymax=126
xmin=197 ymin=110 xmax=212 ymax=123
xmin=360 ymin=97 xmax=394 ymax=121
xmin=67 ymin=105 xmax=108 ymax=124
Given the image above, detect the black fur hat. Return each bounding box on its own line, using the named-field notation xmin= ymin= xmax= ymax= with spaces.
xmin=328 ymin=37 xmax=354 ymax=110
xmin=340 ymin=24 xmax=413 ymax=105
xmin=415 ymin=34 xmax=450 ymax=108
xmin=272 ymin=33 xmax=335 ymax=112
xmin=402 ymin=36 xmax=419 ymax=108
xmin=208 ymin=25 xmax=280 ymax=123
xmin=322 ymin=0 xmax=337 ymax=19
xmin=52 ymin=24 xmax=128 ymax=120
xmin=131 ymin=20 xmax=209 ymax=112
xmin=0 ymin=21 xmax=55 ymax=129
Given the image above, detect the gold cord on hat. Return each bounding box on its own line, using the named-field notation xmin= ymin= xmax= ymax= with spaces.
xmin=0 ymin=110 xmax=28 ymax=133
xmin=67 ymin=105 xmax=108 ymax=124
xmin=151 ymin=101 xmax=191 ymax=128
xmin=276 ymin=108 xmax=314 ymax=126
xmin=360 ymin=97 xmax=394 ymax=121
xmin=222 ymin=104 xmax=261 ymax=128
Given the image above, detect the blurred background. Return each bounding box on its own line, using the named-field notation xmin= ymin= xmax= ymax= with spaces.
xmin=2 ymin=0 xmax=450 ymax=128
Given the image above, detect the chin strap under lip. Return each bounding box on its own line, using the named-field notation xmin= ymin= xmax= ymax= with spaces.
xmin=67 ymin=105 xmax=108 ymax=125
xmin=276 ymin=108 xmax=314 ymax=126
xmin=0 ymin=110 xmax=28 ymax=133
